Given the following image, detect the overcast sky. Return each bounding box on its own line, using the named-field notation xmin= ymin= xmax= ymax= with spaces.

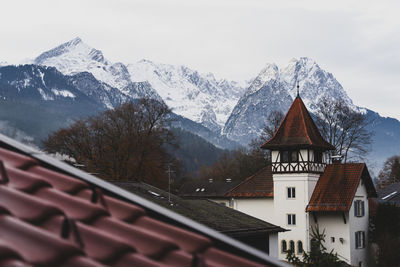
xmin=1 ymin=0 xmax=399 ymax=120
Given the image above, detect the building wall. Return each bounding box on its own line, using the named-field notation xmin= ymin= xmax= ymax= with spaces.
xmin=308 ymin=181 xmax=370 ymax=266
xmin=235 ymin=198 xmax=275 ymax=224
xmin=349 ymin=181 xmax=369 ymax=267
xmin=273 ymin=173 xmax=320 ymax=260
xmin=269 ymin=232 xmax=279 ymax=258
xmin=309 ymin=212 xmax=351 ymax=263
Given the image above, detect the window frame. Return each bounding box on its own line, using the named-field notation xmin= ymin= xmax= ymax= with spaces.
xmin=280 ymin=150 xmax=299 ymax=163
xmin=355 ymin=231 xmax=365 ymax=249
xmin=287 ymin=187 xmax=296 ymax=199
xmin=289 ymin=240 xmax=295 ymax=253
xmin=281 ymin=240 xmax=287 ymax=253
xmin=354 ymin=200 xmax=365 ymax=217
xmin=297 ymin=241 xmax=303 ymax=254
xmin=287 ymin=214 xmax=296 ymax=226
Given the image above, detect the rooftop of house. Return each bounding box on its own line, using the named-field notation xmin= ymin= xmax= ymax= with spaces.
xmin=111 ymin=181 xmax=284 ymax=237
xmin=178 ymin=179 xmax=241 ymax=198
xmin=376 ymin=182 xmax=400 ymax=206
xmin=261 ymin=96 xmax=335 ymax=151
xmin=226 ymin=166 xmax=273 ymax=198
xmin=0 ymin=133 xmax=289 ymax=267
xmin=307 ymin=163 xmax=377 ymax=212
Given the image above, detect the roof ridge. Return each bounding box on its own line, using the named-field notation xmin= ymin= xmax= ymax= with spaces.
xmin=298 ymin=98 xmax=313 ymax=145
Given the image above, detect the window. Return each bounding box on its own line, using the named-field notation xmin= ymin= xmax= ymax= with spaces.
xmin=289 ymin=240 xmax=295 ymax=252
xmin=287 ymin=187 xmax=296 ymax=199
xmin=355 ymin=231 xmax=365 ymax=249
xmin=314 ymin=151 xmax=322 ymax=163
xmin=331 ymin=237 xmax=335 ymax=243
xmin=229 ymin=198 xmax=234 ymax=208
xmin=291 ymin=151 xmax=298 ymax=162
xmin=354 ymin=200 xmax=365 ymax=217
xmin=281 ymin=240 xmax=287 ymax=253
xmin=281 ymin=151 xmax=289 ymax=163
xmin=280 ymin=150 xmax=299 ymax=163
xmin=287 ymin=214 xmax=296 ymax=225
xmin=297 ymin=241 xmax=303 ymax=254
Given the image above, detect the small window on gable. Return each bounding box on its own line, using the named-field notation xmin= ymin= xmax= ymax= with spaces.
xmin=281 ymin=240 xmax=287 ymax=253
xmin=354 ymin=200 xmax=365 ymax=217
xmin=287 ymin=187 xmax=296 ymax=199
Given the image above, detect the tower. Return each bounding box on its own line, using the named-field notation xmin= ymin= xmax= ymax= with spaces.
xmin=261 ymin=95 xmax=335 ymax=260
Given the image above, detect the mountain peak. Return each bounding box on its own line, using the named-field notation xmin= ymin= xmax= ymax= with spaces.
xmin=34 ymin=37 xmax=106 ymax=67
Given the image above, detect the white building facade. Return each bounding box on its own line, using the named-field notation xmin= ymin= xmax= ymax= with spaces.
xmin=207 ymin=96 xmax=377 ymax=266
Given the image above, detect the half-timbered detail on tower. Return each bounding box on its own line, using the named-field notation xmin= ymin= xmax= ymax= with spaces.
xmin=261 ymin=95 xmax=335 ymax=174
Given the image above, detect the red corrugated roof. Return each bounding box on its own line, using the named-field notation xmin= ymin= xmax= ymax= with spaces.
xmin=226 ymin=166 xmax=273 ymax=198
xmin=306 ymin=163 xmax=377 ymax=212
xmin=0 ymin=146 xmax=275 ymax=267
xmin=261 ymin=96 xmax=335 ymax=150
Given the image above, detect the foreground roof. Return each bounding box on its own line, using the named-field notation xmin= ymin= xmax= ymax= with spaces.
xmin=307 ymin=163 xmax=377 ymax=212
xmin=261 ymin=96 xmax=335 ymax=150
xmin=0 ymin=134 xmax=289 ymax=267
xmin=112 ymin=182 xmax=284 ymax=237
xmin=226 ymin=166 xmax=273 ymax=198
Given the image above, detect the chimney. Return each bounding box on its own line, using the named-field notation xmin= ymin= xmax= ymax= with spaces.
xmin=331 ymin=155 xmax=343 ymax=163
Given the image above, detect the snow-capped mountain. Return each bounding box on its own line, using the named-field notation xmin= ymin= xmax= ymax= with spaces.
xmin=128 ymin=60 xmax=245 ymax=132
xmin=34 ymin=37 xmax=162 ymax=102
xmin=33 ymin=38 xmax=245 ymax=133
xmin=223 ymin=57 xmax=356 ymax=144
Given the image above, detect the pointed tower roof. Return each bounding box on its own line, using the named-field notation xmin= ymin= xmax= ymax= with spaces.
xmin=261 ymin=96 xmax=335 ymax=150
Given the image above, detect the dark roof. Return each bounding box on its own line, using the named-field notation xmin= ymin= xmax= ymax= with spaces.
xmin=261 ymin=96 xmax=335 ymax=150
xmin=377 ymin=182 xmax=400 ymax=205
xmin=0 ymin=134 xmax=289 ymax=267
xmin=227 ymin=166 xmax=273 ymax=198
xmin=179 ymin=179 xmax=241 ymax=198
xmin=307 ymin=163 xmax=377 ymax=212
xmin=112 ymin=182 xmax=284 ymax=237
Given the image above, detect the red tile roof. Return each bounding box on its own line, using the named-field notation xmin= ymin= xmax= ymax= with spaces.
xmin=306 ymin=163 xmax=377 ymax=212
xmin=261 ymin=96 xmax=335 ymax=150
xmin=0 ymin=139 xmax=288 ymax=267
xmin=226 ymin=166 xmax=273 ymax=198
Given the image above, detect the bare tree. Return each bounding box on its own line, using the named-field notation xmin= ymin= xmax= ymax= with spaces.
xmin=315 ymin=96 xmax=373 ymax=162
xmin=250 ymin=110 xmax=285 ymax=149
xmin=43 ymin=98 xmax=177 ymax=187
xmin=378 ymin=155 xmax=400 ymax=188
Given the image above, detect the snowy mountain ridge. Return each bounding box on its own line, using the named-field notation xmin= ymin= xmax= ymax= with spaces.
xmin=33 ymin=38 xmax=245 ymax=132
xmin=127 ymin=59 xmax=245 ymax=132
xmin=223 ymin=57 xmax=358 ymax=144
xmin=33 ymin=37 xmax=162 ymax=101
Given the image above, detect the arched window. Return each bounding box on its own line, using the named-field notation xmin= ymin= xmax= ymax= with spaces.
xmin=281 ymin=240 xmax=287 ymax=253
xmin=297 ymin=241 xmax=303 ymax=254
xmin=289 ymin=240 xmax=295 ymax=252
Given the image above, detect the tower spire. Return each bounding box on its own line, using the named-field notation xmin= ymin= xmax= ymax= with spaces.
xmin=296 ymin=81 xmax=300 ymax=97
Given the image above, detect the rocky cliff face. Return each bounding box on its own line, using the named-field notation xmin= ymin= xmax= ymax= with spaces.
xmin=222 ymin=57 xmax=355 ymax=145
